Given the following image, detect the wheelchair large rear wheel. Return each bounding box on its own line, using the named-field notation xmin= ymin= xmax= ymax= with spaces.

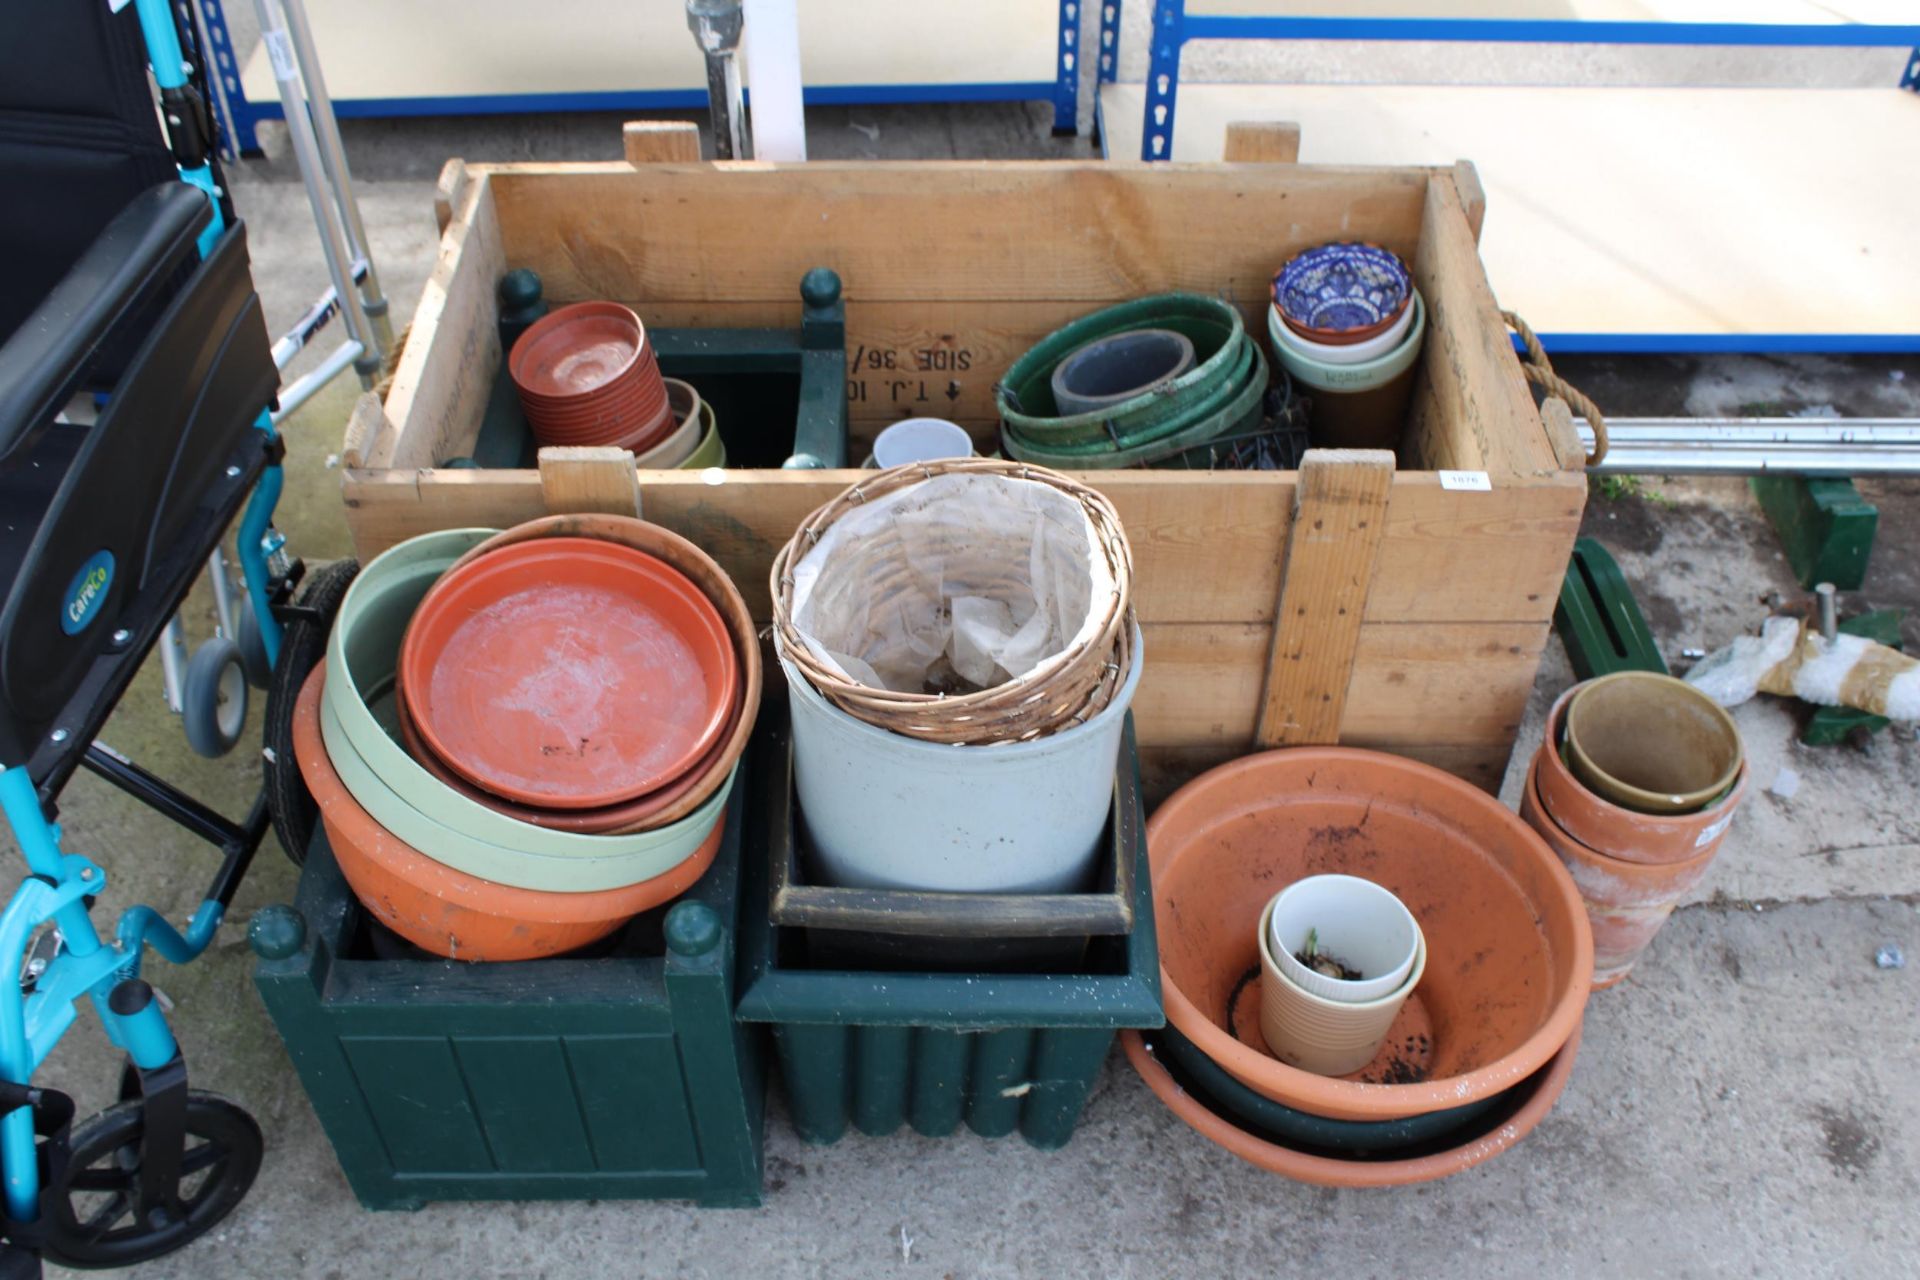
xmin=264 ymin=558 xmax=358 ymax=865
xmin=43 ymin=1092 xmax=262 ymax=1270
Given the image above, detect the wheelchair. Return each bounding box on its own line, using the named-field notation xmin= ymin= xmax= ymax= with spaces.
xmin=0 ymin=0 xmax=340 ymax=1270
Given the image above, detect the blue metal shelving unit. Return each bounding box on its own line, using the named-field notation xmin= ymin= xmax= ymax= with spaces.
xmin=195 ymin=0 xmax=1087 ymax=157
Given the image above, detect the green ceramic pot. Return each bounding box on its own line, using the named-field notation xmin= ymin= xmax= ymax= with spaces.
xmin=1003 ymin=342 xmax=1268 ymax=470
xmin=678 ymin=402 xmax=726 ymax=469
xmin=1154 ymin=1021 xmax=1501 ymax=1155
xmin=324 ymin=529 xmax=736 ymax=886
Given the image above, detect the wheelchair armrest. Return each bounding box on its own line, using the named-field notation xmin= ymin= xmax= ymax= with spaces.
xmin=0 ymin=184 xmax=212 ymax=463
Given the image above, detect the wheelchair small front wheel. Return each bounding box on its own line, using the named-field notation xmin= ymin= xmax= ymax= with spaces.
xmin=182 ymin=637 xmax=248 ymax=758
xmin=44 ymin=1092 xmax=263 ymax=1270
xmin=235 ymin=603 xmax=272 ymax=691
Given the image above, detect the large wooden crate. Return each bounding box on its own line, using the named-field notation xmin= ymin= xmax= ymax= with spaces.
xmin=340 ymin=126 xmax=1586 ymax=797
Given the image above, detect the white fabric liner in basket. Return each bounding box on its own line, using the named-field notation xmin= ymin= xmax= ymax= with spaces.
xmin=789 ymin=471 xmax=1114 ymax=696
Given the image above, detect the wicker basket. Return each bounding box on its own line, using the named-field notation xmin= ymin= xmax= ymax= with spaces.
xmin=770 ymin=458 xmax=1135 ymax=744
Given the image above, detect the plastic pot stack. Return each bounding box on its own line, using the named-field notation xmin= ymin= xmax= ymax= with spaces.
xmin=995 ymin=294 xmax=1267 ymax=469
xmin=1522 ymin=675 xmax=1749 ymax=988
xmin=1266 ymin=242 xmax=1427 ymax=451
xmin=508 ymin=301 xmax=675 ymax=453
xmin=296 ymin=516 xmax=760 ymax=961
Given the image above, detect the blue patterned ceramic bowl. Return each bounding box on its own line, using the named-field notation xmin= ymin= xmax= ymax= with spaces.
xmin=1273 ymin=243 xmax=1412 ymax=339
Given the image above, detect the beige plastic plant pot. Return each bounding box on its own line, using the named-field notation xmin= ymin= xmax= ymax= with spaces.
xmin=1259 ymin=898 xmax=1427 ymax=1077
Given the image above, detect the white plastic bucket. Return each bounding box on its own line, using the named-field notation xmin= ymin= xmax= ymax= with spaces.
xmin=780 ymin=626 xmax=1145 ymax=893
xmin=871 ymin=417 xmax=974 ymax=469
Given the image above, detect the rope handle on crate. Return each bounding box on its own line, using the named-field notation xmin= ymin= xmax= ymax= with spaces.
xmin=1504 ymin=310 xmax=1608 ymax=467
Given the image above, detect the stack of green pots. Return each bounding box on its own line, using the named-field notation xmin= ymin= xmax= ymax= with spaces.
xmin=995 ymin=294 xmax=1267 ymax=469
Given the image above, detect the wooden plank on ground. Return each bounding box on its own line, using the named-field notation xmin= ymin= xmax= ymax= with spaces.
xmin=1255 ymin=450 xmax=1395 ymax=747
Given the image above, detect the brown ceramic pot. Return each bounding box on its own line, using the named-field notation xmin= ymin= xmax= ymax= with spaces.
xmin=1121 ymin=1022 xmax=1582 ymax=1187
xmin=291 ymin=667 xmax=721 ymax=960
xmin=1149 ymin=748 xmax=1591 ymax=1123
xmin=1564 ymin=671 xmax=1743 ymax=814
xmin=441 ymin=514 xmax=763 ymax=832
xmin=1536 ymin=688 xmax=1748 ymax=864
xmin=1522 ymin=755 xmax=1722 ymax=989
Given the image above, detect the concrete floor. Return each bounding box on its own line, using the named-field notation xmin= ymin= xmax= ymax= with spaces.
xmin=8 ymin=22 xmax=1920 ymax=1279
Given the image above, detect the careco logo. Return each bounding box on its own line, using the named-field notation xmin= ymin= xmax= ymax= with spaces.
xmin=61 ymin=550 xmax=115 ymax=636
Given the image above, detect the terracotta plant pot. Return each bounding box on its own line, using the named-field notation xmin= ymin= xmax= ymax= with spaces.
xmin=508 ymin=301 xmax=672 ymax=451
xmin=1564 ymin=671 xmax=1744 ymax=814
xmin=400 ymin=537 xmax=739 ymax=810
xmin=1258 ymin=898 xmax=1427 ymax=1077
xmin=1522 ymin=756 xmax=1723 ymax=989
xmin=392 ymin=673 xmax=742 ymax=835
xmin=1149 ymin=747 xmax=1591 ymax=1122
xmin=291 ymin=666 xmax=721 ymax=960
xmin=1122 ymin=1022 xmax=1582 ymax=1188
xmin=1536 ymin=687 xmax=1749 ymax=864
xmin=440 ymin=514 xmax=763 ymax=831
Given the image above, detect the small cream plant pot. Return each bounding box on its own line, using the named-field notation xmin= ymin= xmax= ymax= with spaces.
xmin=1259 ymin=896 xmax=1427 ymax=1078
xmin=1268 ymin=873 xmax=1423 ymax=1004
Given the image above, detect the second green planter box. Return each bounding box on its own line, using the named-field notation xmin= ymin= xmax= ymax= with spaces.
xmin=735 ymin=713 xmax=1162 ymax=1150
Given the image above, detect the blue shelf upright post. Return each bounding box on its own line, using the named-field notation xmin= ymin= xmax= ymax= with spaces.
xmin=194 ymin=0 xmax=262 ymax=156
xmin=1142 ymin=0 xmax=1185 ymax=159
xmin=1902 ymin=47 xmax=1920 ymax=90
xmin=1099 ymin=0 xmax=1123 ymax=82
xmin=1054 ymin=0 xmax=1082 ymax=134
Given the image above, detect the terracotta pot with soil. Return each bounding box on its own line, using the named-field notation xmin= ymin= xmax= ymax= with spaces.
xmin=1521 ymin=755 xmax=1723 ymax=988
xmin=1148 ymin=748 xmax=1590 ymax=1122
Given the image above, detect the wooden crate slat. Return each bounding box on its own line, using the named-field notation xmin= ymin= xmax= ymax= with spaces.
xmin=482 ymin=162 xmax=1431 ymax=306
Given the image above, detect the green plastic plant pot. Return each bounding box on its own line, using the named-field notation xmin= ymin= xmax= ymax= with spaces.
xmin=996 ymin=294 xmax=1248 ymax=445
xmin=1153 ymin=1022 xmax=1498 ymax=1155
xmin=1003 ymin=342 xmax=1268 ymax=470
xmin=325 ymin=529 xmax=736 ymax=873
xmin=675 ymin=400 xmax=726 ymax=470
xmin=1268 ymin=289 xmax=1426 ymax=394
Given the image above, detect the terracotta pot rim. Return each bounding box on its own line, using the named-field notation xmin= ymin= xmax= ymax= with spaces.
xmin=1121 ymin=1021 xmax=1582 ymax=1187
xmin=399 ymin=537 xmax=739 ymax=809
xmin=1149 ymin=746 xmax=1592 ymax=1123
xmin=508 ymin=301 xmax=645 ymax=400
xmin=1537 ymin=686 xmax=1750 ymax=863
xmin=1525 ymin=756 xmax=1723 ymax=879
xmin=293 ymin=666 xmax=720 ymax=924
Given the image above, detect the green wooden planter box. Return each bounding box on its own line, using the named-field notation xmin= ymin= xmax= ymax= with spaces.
xmin=734 ymin=715 xmax=1162 ymax=1151
xmin=249 ymin=783 xmax=765 ymax=1210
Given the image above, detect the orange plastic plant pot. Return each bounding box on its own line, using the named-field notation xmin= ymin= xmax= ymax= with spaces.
xmin=439 ymin=514 xmax=765 ymax=824
xmin=394 ymin=672 xmax=741 ymax=835
xmin=291 ymin=666 xmax=722 ymax=961
xmin=1121 ymin=1022 xmax=1581 ymax=1187
xmin=1147 ymin=747 xmax=1591 ymax=1123
xmin=399 ymin=537 xmax=738 ymax=810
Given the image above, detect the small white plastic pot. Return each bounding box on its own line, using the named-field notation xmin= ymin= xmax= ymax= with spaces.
xmin=872 ymin=418 xmax=975 ymax=469
xmin=1267 ymin=874 xmax=1423 ymax=1004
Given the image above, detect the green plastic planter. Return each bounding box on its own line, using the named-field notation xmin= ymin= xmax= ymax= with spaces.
xmin=734 ymin=716 xmax=1162 ymax=1150
xmin=249 ymin=779 xmax=765 ymax=1210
